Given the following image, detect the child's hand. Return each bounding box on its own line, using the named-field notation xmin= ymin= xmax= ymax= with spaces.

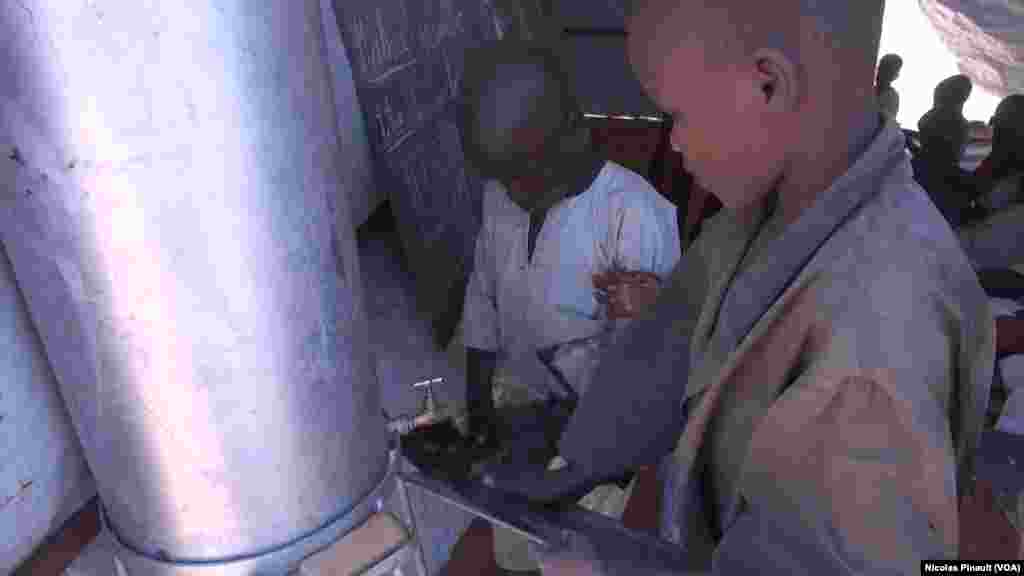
xmin=593 ymin=270 xmax=661 ymax=319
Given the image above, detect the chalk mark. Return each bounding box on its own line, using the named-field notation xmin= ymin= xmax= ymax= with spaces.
xmin=385 ymin=127 xmax=417 ymax=154
xmin=368 ymin=58 xmax=417 ymax=84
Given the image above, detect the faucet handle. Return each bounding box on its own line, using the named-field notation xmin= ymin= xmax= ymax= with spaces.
xmin=412 ymin=377 xmax=444 ymax=414
xmin=412 ymin=377 xmax=444 ymax=390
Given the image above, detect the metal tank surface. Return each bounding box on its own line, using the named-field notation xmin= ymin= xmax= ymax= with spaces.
xmin=0 ymin=227 xmax=96 ymax=574
xmin=0 ymin=1 xmax=388 ymax=573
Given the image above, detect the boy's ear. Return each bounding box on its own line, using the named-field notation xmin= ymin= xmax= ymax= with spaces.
xmin=752 ymin=48 xmax=800 ymax=112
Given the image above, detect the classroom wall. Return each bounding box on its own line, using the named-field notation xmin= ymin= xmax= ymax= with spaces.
xmin=921 ymin=0 xmax=1023 ymax=97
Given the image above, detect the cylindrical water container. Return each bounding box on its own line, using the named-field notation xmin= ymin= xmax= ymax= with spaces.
xmin=0 ymin=234 xmax=95 ymax=574
xmin=0 ymin=1 xmax=388 ymax=572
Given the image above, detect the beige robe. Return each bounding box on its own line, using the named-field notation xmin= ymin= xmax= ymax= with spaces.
xmin=541 ymin=122 xmax=996 ymax=575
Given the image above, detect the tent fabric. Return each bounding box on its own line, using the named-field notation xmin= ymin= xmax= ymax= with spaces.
xmin=921 ymin=0 xmax=1024 ymax=97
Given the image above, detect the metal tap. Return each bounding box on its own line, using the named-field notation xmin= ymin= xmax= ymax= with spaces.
xmin=386 ymin=377 xmax=447 ymax=434
xmin=413 ymin=377 xmax=443 ymax=417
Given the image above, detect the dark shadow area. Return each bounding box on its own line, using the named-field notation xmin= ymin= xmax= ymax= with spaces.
xmin=357 ymin=201 xmax=410 ymax=276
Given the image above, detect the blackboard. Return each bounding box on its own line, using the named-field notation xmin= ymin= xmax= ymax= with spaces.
xmin=333 ymin=0 xmax=552 ymax=348
xmin=554 ymin=0 xmax=627 ymax=30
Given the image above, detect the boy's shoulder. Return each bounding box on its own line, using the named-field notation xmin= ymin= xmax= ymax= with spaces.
xmin=600 ymin=160 xmax=651 ymax=186
xmin=694 ymin=160 xmax=983 ymax=329
xmin=594 ymin=161 xmax=674 ymax=210
xmin=814 ymin=163 xmax=986 ymax=324
xmin=602 ymin=161 xmax=656 ymax=192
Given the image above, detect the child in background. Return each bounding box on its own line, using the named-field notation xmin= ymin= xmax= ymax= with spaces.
xmin=876 ymin=53 xmax=903 ymax=121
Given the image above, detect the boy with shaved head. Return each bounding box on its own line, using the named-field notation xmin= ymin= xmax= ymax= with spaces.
xmin=532 ymin=1 xmax=995 ymax=574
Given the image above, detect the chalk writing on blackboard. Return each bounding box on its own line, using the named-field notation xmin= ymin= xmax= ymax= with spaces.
xmin=371 ymin=95 xmax=409 ymax=150
xmin=385 ymin=127 xmax=416 ymax=155
xmin=365 ymin=49 xmax=461 ymax=153
xmin=479 ymin=0 xmax=505 ymax=39
xmin=333 ymin=0 xmax=518 ymax=343
xmin=369 ymin=58 xmax=417 ymax=85
xmin=345 ymin=3 xmax=413 ymax=80
xmin=419 ymin=0 xmax=466 ymax=53
xmin=387 ymin=114 xmax=481 ymax=257
xmin=408 ymin=52 xmax=452 ymax=128
xmin=438 ymin=118 xmax=474 ymax=208
xmin=443 ymin=46 xmax=458 ymax=100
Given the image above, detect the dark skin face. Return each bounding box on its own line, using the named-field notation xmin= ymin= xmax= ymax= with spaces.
xmin=472 ymin=84 xmax=658 ymax=318
xmin=468 ymin=61 xmax=604 ymax=213
xmin=465 ymin=52 xmax=608 ymax=213
xmin=497 ymin=127 xmax=563 ymax=205
xmin=483 ymin=115 xmax=653 ymax=319
xmin=494 ymin=124 xmax=605 ymax=214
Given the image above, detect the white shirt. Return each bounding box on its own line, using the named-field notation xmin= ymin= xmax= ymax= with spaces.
xmin=463 ymin=161 xmax=680 ymax=398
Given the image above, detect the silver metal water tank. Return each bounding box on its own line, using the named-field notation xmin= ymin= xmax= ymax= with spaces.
xmin=0 ymin=1 xmax=388 ymax=572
